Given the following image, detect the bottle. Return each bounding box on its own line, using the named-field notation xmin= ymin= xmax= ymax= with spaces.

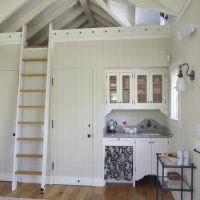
xmin=177 ymin=150 xmax=183 ymax=165
xmin=183 ymin=150 xmax=189 ymax=166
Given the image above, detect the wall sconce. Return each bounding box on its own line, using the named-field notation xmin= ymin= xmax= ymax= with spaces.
xmin=176 ymin=63 xmax=195 ymax=91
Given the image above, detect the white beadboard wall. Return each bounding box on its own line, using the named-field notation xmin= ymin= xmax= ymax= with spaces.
xmin=0 ymin=44 xmax=20 ymax=180
xmin=51 ymin=37 xmax=169 ymax=180
xmin=0 ymin=44 xmax=20 ymax=70
xmin=106 ymin=110 xmax=167 ymax=127
xmin=52 ymin=38 xmax=170 ymax=68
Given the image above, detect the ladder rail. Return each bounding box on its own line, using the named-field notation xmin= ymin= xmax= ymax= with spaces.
xmin=41 ymin=23 xmax=53 ymax=191
xmin=12 ymin=25 xmax=27 ymax=191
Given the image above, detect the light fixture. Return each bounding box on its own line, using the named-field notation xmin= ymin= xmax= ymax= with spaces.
xmin=177 ymin=23 xmax=196 ymax=40
xmin=176 ymin=63 xmax=195 ymax=91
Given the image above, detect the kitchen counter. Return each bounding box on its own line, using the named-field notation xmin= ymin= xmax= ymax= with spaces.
xmin=103 ymin=132 xmax=172 ymax=138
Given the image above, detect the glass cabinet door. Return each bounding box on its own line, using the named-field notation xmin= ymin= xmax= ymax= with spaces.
xmin=121 ymin=75 xmax=131 ymax=104
xmin=137 ymin=75 xmax=148 ymax=103
xmin=152 ymin=74 xmax=163 ymax=103
xmin=108 ymin=75 xmax=118 ymax=103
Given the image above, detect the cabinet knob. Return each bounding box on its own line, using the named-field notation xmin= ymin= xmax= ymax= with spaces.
xmin=87 ymin=134 xmax=91 ymax=138
xmin=149 ymin=141 xmax=151 ymax=144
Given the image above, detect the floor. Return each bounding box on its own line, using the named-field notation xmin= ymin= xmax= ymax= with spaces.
xmin=0 ymin=177 xmax=174 ymax=200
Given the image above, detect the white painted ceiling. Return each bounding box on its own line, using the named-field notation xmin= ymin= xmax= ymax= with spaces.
xmin=0 ymin=0 xmax=190 ymax=45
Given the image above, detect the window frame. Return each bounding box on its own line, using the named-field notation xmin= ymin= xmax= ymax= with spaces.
xmin=170 ymin=60 xmax=182 ymax=128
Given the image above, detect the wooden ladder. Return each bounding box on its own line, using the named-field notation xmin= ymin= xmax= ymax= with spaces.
xmin=12 ymin=25 xmax=52 ymax=193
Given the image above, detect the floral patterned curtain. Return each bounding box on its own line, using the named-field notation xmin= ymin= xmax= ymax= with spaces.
xmin=104 ymin=146 xmax=133 ymax=181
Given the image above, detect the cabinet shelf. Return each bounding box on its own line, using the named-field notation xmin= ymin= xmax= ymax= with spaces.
xmin=156 ymin=154 xmax=196 ymax=200
xmin=158 ymin=176 xmax=191 ymax=192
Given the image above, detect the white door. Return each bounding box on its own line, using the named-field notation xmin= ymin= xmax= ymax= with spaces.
xmin=135 ymin=138 xmax=152 ymax=180
xmin=0 ymin=70 xmax=18 ymax=178
xmin=51 ymin=68 xmax=93 ymax=185
xmin=151 ymin=138 xmax=170 ymax=175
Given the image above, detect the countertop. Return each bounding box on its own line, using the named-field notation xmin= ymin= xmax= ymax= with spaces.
xmin=103 ymin=132 xmax=173 ymax=138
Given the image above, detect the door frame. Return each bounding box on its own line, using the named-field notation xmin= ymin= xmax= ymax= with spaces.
xmin=50 ymin=67 xmax=94 ymax=186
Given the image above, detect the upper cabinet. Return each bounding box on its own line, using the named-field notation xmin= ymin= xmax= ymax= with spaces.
xmin=106 ymin=73 xmax=132 ymax=109
xmin=105 ymin=69 xmax=167 ymax=115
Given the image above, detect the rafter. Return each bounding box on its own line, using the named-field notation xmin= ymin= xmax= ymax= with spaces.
xmin=27 ymin=0 xmax=78 ymax=39
xmin=30 ymin=7 xmax=85 ymax=45
xmin=64 ymin=14 xmax=88 ymax=29
xmin=0 ymin=0 xmax=56 ymax=32
xmin=94 ymin=0 xmax=128 ymax=26
xmin=89 ymin=2 xmax=119 ymax=26
xmin=53 ymin=5 xmax=83 ymax=29
xmin=0 ymin=0 xmax=29 ymax=24
xmin=79 ymin=0 xmax=96 ymax=27
xmin=96 ymin=21 xmax=106 ymax=27
xmin=93 ymin=13 xmax=115 ymax=27
xmin=79 ymin=21 xmax=90 ymax=28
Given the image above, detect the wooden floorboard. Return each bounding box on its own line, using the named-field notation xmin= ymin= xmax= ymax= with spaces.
xmin=0 ymin=177 xmax=174 ymax=200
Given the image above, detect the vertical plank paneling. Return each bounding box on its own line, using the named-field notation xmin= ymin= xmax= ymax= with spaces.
xmin=0 ymin=45 xmax=20 ymax=70
xmin=50 ymin=37 xmax=169 ymax=182
xmin=0 ymin=71 xmax=18 ymax=176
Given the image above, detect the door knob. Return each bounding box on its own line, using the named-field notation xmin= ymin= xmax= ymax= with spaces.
xmin=87 ymin=134 xmax=91 ymax=138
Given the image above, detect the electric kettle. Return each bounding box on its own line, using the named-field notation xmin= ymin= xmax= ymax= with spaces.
xmin=107 ymin=119 xmax=117 ymax=133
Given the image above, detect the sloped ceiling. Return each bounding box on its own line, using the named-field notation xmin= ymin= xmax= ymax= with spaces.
xmin=0 ymin=0 xmax=190 ymax=45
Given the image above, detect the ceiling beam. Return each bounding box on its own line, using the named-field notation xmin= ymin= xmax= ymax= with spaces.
xmin=79 ymin=21 xmax=90 ymax=28
xmin=0 ymin=0 xmax=56 ymax=32
xmin=127 ymin=0 xmax=176 ymax=16
xmin=34 ymin=15 xmax=88 ymax=45
xmin=30 ymin=7 xmax=84 ymax=45
xmin=93 ymin=13 xmax=115 ymax=27
xmin=64 ymin=14 xmax=88 ymax=29
xmin=96 ymin=21 xmax=106 ymax=27
xmin=0 ymin=0 xmax=29 ymax=24
xmin=27 ymin=0 xmax=78 ymax=39
xmin=89 ymin=2 xmax=119 ymax=26
xmin=94 ymin=0 xmax=127 ymax=26
xmin=79 ymin=0 xmax=96 ymax=27
xmin=53 ymin=6 xmax=83 ymax=29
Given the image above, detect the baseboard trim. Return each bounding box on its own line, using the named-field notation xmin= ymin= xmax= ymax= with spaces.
xmin=0 ymin=173 xmax=105 ymax=187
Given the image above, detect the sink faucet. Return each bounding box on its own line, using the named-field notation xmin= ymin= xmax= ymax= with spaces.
xmin=147 ymin=120 xmax=151 ymax=128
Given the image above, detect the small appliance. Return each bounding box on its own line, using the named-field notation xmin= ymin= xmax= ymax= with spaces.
xmin=107 ymin=119 xmax=117 ymax=133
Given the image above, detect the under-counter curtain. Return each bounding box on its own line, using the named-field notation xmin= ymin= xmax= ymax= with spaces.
xmin=104 ymin=146 xmax=133 ymax=181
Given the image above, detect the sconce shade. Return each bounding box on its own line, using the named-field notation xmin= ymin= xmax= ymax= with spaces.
xmin=176 ymin=77 xmax=186 ymax=91
xmin=176 ymin=63 xmax=195 ymax=91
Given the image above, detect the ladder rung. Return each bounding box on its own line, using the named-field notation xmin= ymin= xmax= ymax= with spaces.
xmin=20 ymin=89 xmax=46 ymax=92
xmin=16 ymin=154 xmax=43 ymax=158
xmin=19 ymin=105 xmax=45 ymax=108
xmin=15 ymin=170 xmax=42 ymax=176
xmin=18 ymin=121 xmax=44 ymax=124
xmin=21 ymin=73 xmax=47 ymax=77
xmin=23 ymin=58 xmax=47 ymax=62
xmin=17 ymin=138 xmax=43 ymax=141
